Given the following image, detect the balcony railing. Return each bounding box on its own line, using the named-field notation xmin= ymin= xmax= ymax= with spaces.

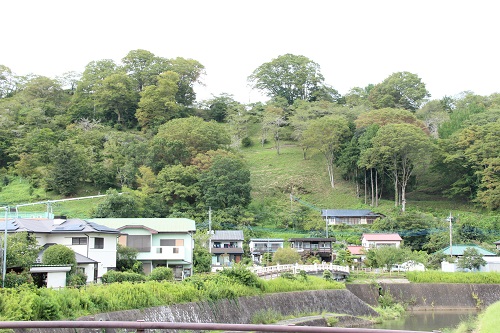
xmin=136 ymin=246 xmax=185 ymax=260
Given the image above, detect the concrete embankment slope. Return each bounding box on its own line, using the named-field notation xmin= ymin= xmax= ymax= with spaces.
xmin=346 ymin=283 xmax=500 ymax=310
xmin=89 ymin=289 xmax=378 ymax=323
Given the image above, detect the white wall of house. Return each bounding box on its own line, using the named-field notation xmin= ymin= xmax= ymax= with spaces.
xmin=361 ymin=239 xmax=401 ymax=249
xmin=30 ymin=266 xmax=71 ymax=289
xmin=442 ymin=257 xmax=500 ymax=272
xmin=42 ymin=233 xmax=117 ymax=280
xmin=118 ymin=229 xmax=194 ymax=278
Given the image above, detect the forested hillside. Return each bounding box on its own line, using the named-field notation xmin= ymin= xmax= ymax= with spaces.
xmin=1 ymin=51 xmax=500 ymax=255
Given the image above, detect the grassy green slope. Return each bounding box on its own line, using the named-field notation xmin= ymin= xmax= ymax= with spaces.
xmin=0 ymin=125 xmax=481 ymax=222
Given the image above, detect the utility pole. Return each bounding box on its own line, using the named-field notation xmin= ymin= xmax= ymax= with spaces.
xmin=447 ymin=212 xmax=453 ymax=258
xmin=1 ymin=206 xmax=8 ymax=288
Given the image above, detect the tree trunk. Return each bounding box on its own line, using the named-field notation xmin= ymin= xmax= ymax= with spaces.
xmin=370 ymin=168 xmax=374 ymax=206
xmin=375 ymin=169 xmax=379 ymax=207
xmin=364 ymin=171 xmax=367 ymax=205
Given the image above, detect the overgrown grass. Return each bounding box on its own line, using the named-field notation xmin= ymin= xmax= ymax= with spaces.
xmin=473 ymin=300 xmax=500 ymax=333
xmin=0 ymin=177 xmax=106 ymax=217
xmin=262 ymin=275 xmax=345 ymax=293
xmin=0 ymin=272 xmax=343 ymax=321
xmin=406 ymin=271 xmax=500 ymax=284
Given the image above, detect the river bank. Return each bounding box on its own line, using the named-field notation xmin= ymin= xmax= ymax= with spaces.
xmin=12 ymin=284 xmax=500 ymax=333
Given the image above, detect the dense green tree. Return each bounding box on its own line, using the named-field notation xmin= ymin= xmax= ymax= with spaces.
xmin=441 ymin=121 xmax=500 ymax=209
xmin=70 ymin=59 xmax=120 ymax=121
xmin=93 ymin=189 xmax=139 ymax=218
xmin=157 ymin=164 xmax=200 ymax=213
xmin=272 ymin=247 xmax=301 ymax=264
xmin=136 ymin=71 xmax=181 ymax=131
xmin=115 ymin=244 xmax=142 ymax=273
xmin=121 ymin=49 xmax=160 ymax=92
xmin=147 ymin=138 xmax=191 ymax=172
xmin=154 ymin=117 xmax=230 ymax=162
xmin=438 ymin=92 xmax=488 ymax=139
xmin=457 ymin=247 xmax=487 ymax=271
xmin=93 ymin=73 xmax=138 ymax=127
xmin=355 ymin=108 xmax=428 ymax=132
xmin=370 ymin=246 xmax=407 ymax=271
xmin=42 ymin=244 xmax=77 ymax=273
xmin=166 ymin=57 xmax=205 ymax=107
xmin=344 ymin=85 xmax=373 ymax=109
xmin=368 ymin=72 xmax=430 ymax=111
xmin=248 ymin=54 xmax=327 ymax=105
xmin=199 ymin=155 xmax=251 ymax=210
xmin=0 ymin=65 xmax=17 ymax=98
xmin=4 ymin=232 xmax=40 ymax=270
xmin=45 ymin=141 xmax=87 ymax=196
xmin=371 ymin=123 xmax=432 ymax=211
xmin=302 ymin=115 xmax=352 ymax=188
xmin=334 ymin=249 xmax=354 ymax=266
xmin=193 ymin=243 xmax=212 ymax=273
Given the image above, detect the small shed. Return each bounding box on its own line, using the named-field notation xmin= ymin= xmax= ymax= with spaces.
xmin=30 ymin=265 xmax=71 ymax=289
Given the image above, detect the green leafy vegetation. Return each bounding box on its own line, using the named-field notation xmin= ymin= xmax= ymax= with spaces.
xmin=0 ymin=269 xmax=343 ymax=321
xmin=406 ymin=271 xmax=500 ymax=283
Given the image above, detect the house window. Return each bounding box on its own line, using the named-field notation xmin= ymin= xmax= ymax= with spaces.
xmin=72 ymin=237 xmax=87 ymax=245
xmin=127 ymin=235 xmax=151 ymax=252
xmin=156 ymin=248 xmax=162 ymax=253
xmin=94 ymin=237 xmax=104 ymax=249
xmin=173 ymin=247 xmax=179 ymax=254
xmin=160 ymin=239 xmax=184 ymax=246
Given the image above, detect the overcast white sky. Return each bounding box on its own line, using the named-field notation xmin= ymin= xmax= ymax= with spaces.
xmin=3 ymin=0 xmax=500 ymax=104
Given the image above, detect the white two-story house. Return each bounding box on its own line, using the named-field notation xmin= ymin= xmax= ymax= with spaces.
xmin=89 ymin=218 xmax=196 ymax=279
xmin=249 ymin=238 xmax=284 ymax=264
xmin=2 ymin=218 xmax=119 ymax=283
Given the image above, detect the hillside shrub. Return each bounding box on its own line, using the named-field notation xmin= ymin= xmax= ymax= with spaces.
xmin=217 ymin=265 xmax=263 ymax=288
xmin=101 ymin=270 xmax=146 ymax=283
xmin=3 ymin=271 xmax=33 ymax=288
xmin=66 ymin=272 xmax=87 ymax=287
xmin=0 ymin=285 xmax=39 ymax=320
xmin=35 ymin=289 xmax=62 ymax=320
xmin=148 ymin=267 xmax=174 ymax=282
xmin=241 ymin=137 xmax=253 ymax=147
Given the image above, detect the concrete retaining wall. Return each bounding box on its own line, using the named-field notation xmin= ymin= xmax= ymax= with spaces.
xmin=86 ymin=289 xmax=378 ymax=323
xmin=346 ymin=283 xmax=500 ymax=310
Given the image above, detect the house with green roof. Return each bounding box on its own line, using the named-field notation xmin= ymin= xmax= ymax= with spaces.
xmin=438 ymin=244 xmax=500 ymax=272
xmin=89 ymin=218 xmax=196 ymax=279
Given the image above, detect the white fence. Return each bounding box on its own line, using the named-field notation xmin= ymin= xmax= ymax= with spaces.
xmin=249 ymin=263 xmax=349 ymax=278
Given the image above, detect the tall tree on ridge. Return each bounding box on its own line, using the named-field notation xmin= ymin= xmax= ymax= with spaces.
xmin=248 ymin=54 xmax=328 ymax=105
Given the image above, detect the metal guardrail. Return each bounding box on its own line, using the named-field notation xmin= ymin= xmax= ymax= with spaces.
xmin=0 ymin=320 xmax=439 ymax=333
